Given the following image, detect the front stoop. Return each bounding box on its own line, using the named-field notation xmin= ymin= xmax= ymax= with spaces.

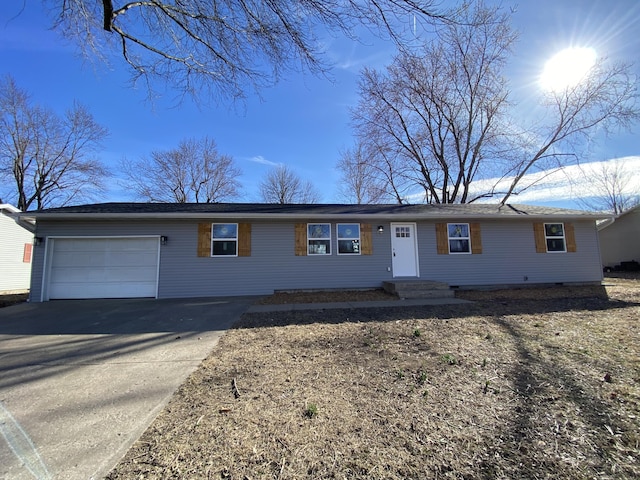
xmin=382 ymin=280 xmax=454 ymax=299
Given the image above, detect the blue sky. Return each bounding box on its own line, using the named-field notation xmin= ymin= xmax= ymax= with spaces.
xmin=1 ymin=0 xmax=639 ymax=207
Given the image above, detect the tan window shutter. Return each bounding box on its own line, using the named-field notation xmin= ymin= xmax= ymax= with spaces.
xmin=470 ymin=223 xmax=482 ymax=254
xmin=360 ymin=223 xmax=373 ymax=255
xmin=565 ymin=223 xmax=576 ymax=252
xmin=533 ymin=222 xmax=546 ymax=253
xmin=197 ymin=223 xmax=212 ymax=257
xmin=295 ymin=223 xmax=307 ymax=256
xmin=23 ymin=243 xmax=33 ymax=263
xmin=238 ymin=223 xmax=251 ymax=256
xmin=436 ymin=223 xmax=448 ymax=254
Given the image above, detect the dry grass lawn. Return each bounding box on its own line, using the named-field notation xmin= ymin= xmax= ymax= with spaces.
xmin=107 ymin=276 xmax=640 ymax=479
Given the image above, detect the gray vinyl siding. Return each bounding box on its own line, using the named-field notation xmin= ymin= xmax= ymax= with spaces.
xmin=417 ymin=220 xmax=602 ymax=286
xmin=30 ymin=219 xmax=394 ymax=300
xmin=29 ymin=217 xmax=602 ymax=301
xmin=160 ymin=221 xmax=393 ymax=297
xmin=0 ymin=213 xmax=33 ymax=293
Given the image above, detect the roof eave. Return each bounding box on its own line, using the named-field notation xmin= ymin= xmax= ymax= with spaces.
xmin=19 ymin=212 xmax=610 ymax=222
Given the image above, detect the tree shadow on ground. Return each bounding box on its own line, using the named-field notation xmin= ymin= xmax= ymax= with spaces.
xmin=480 ymin=315 xmax=638 ymax=479
xmin=229 ymin=287 xmax=640 ymax=479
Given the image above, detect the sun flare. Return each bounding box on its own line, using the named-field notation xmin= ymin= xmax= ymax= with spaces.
xmin=540 ymin=47 xmax=597 ymax=91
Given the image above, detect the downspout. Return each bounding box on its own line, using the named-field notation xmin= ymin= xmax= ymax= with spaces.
xmin=595 ymin=215 xmax=616 ymax=274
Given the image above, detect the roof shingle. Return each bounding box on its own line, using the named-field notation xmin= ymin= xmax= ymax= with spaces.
xmin=19 ymin=202 xmax=608 ymax=221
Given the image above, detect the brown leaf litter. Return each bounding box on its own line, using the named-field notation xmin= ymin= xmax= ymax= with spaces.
xmin=107 ymin=276 xmax=640 ymax=479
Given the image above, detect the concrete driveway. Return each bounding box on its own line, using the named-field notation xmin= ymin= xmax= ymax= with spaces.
xmin=0 ymin=296 xmax=257 ymax=480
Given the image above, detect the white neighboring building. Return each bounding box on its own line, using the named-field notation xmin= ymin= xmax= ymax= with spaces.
xmin=598 ymin=205 xmax=640 ymax=270
xmin=0 ymin=204 xmax=35 ymax=293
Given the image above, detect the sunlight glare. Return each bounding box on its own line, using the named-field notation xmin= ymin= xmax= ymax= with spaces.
xmin=540 ymin=47 xmax=597 ymax=91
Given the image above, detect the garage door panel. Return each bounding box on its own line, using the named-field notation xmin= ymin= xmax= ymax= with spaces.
xmin=47 ymin=238 xmax=159 ymax=300
xmin=104 ymin=252 xmax=159 ymax=266
xmin=48 ymin=281 xmax=157 ymax=299
xmin=52 ymin=251 xmax=159 ymax=269
xmin=50 ymin=266 xmax=158 ymax=283
xmin=52 ymin=238 xmax=158 ymax=251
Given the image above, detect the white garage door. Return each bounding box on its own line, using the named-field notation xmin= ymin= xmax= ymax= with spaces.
xmin=47 ymin=237 xmax=159 ymax=300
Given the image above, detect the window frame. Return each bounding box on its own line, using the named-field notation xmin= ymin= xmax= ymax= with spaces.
xmin=447 ymin=223 xmax=471 ymax=254
xmin=307 ymin=223 xmax=332 ymax=255
xmin=211 ymin=223 xmax=239 ymax=257
xmin=337 ymin=223 xmax=361 ymax=255
xmin=544 ymin=222 xmax=566 ymax=253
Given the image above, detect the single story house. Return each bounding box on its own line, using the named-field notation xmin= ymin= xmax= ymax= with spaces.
xmin=0 ymin=204 xmax=35 ymax=294
xmin=19 ymin=202 xmax=608 ymax=302
xmin=598 ymin=205 xmax=640 ymax=270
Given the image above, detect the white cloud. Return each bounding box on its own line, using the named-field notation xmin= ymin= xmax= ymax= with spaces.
xmin=472 ymin=156 xmax=640 ymax=205
xmin=246 ymin=156 xmax=281 ymax=167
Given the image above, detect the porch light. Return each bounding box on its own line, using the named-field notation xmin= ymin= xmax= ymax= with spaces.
xmin=160 ymin=236 xmax=168 ymax=245
xmin=377 ymin=225 xmax=384 ymax=234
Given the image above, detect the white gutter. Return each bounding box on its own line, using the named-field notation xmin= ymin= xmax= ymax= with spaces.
xmin=596 ymin=217 xmax=616 ymax=230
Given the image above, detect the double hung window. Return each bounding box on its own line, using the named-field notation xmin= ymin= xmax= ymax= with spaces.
xmin=544 ymin=223 xmax=566 ymax=252
xmin=337 ymin=224 xmax=361 ymax=255
xmin=448 ymin=223 xmax=471 ymax=254
xmin=212 ymin=223 xmax=238 ymax=256
xmin=308 ymin=223 xmax=331 ymax=255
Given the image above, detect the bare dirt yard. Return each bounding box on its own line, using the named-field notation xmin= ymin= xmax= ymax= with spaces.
xmin=102 ymin=275 xmax=637 ymax=479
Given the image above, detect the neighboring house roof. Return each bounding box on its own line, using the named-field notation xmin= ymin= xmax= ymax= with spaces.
xmin=19 ymin=202 xmax=609 ymax=221
xmin=0 ymin=203 xmax=20 ymax=214
xmin=597 ymin=204 xmax=640 ymax=231
xmin=1 ymin=203 xmax=36 ymax=232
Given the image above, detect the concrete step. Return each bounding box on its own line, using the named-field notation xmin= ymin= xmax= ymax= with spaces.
xmin=382 ymin=280 xmax=454 ymax=299
xmin=396 ymin=289 xmax=455 ymax=299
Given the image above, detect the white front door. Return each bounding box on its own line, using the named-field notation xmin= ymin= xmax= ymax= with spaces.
xmin=391 ymin=223 xmax=419 ymax=277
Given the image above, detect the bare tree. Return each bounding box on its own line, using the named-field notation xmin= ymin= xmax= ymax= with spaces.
xmin=121 ymin=137 xmax=241 ymax=203
xmin=352 ymin=1 xmax=639 ymax=205
xmin=41 ymin=0 xmax=465 ymax=102
xmin=336 ymin=143 xmax=392 ymax=204
xmin=576 ymin=158 xmax=640 ymax=214
xmin=0 ymin=75 xmax=108 ymax=211
xmin=352 ymin=3 xmax=516 ymax=204
xmin=259 ymin=165 xmax=320 ymax=204
xmin=499 ymin=59 xmax=640 ymax=205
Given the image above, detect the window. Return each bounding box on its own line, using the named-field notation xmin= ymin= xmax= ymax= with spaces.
xmin=308 ymin=223 xmax=331 ymax=255
xmin=337 ymin=224 xmax=360 ymax=255
xmin=395 ymin=226 xmax=411 ymax=238
xmin=212 ymin=223 xmax=238 ymax=256
xmin=448 ymin=223 xmax=471 ymax=254
xmin=544 ymin=223 xmax=566 ymax=252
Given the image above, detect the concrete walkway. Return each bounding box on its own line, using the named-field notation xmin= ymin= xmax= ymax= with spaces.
xmin=247 ymin=297 xmax=471 ymax=313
